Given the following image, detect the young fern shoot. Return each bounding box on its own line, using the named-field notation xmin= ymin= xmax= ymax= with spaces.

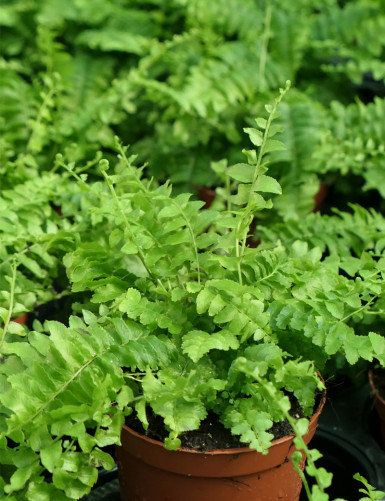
xmin=224 ymin=80 xmax=290 ymax=284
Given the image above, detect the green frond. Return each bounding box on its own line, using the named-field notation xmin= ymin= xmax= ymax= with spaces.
xmin=0 ymin=317 xmax=174 ymax=498
xmin=312 ymin=2 xmax=385 ymax=82
xmin=314 ymin=98 xmax=385 ymax=197
xmin=258 ymin=205 xmax=385 ymax=257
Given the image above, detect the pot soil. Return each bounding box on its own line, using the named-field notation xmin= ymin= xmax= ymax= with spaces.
xmin=369 ymin=368 xmax=385 ymax=449
xmin=116 ymin=394 xmax=325 ymax=501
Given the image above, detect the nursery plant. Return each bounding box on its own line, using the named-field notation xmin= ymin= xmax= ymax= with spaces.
xmin=0 ymin=171 xmax=78 ymax=319
xmin=1 ymin=84 xmax=385 ymax=500
xmin=256 ymin=204 xmax=385 ymax=379
xmin=1 ymin=0 xmax=385 ymax=220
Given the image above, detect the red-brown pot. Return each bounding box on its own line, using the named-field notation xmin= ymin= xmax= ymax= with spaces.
xmin=13 ymin=313 xmax=28 ymax=324
xmin=116 ymin=394 xmax=325 ymax=501
xmin=196 ymin=186 xmax=216 ymax=209
xmin=369 ymin=369 xmax=385 ymax=449
xmin=313 ymin=184 xmax=328 ymax=213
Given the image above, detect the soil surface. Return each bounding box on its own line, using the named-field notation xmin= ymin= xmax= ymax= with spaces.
xmin=372 ymin=367 xmax=385 ymax=401
xmin=125 ymin=392 xmax=323 ymax=452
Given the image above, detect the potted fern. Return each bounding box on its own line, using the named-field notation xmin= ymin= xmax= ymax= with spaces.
xmin=0 ymin=171 xmax=79 ymax=326
xmin=1 ymin=84 xmax=385 ymax=501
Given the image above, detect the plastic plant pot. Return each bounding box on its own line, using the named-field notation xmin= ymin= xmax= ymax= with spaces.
xmin=115 ymin=395 xmax=325 ymax=501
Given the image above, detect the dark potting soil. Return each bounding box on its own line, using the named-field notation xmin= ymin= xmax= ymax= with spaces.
xmin=125 ymin=392 xmax=321 ymax=453
xmin=372 ymin=367 xmax=385 ymax=400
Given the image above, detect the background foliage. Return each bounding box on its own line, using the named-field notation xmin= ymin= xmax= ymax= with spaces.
xmin=1 ymin=1 xmax=385 ymax=500
xmin=1 ymin=0 xmax=384 ymax=217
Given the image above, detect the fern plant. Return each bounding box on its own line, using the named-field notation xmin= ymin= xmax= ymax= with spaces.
xmin=312 ymin=97 xmax=385 ymax=206
xmin=0 ymin=171 xmax=82 ymax=321
xmin=2 ymin=0 xmax=384 ymax=223
xmin=310 ymin=1 xmax=385 ymax=84
xmin=257 ymin=204 xmax=385 ymax=377
xmin=1 ymin=85 xmax=385 ymax=500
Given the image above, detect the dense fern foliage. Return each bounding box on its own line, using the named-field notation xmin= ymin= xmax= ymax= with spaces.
xmin=1 ymin=2 xmax=385 ymax=500
xmin=2 ymin=93 xmax=385 ymax=498
xmin=258 ymin=205 xmax=385 ymax=257
xmin=314 ymin=98 xmax=385 ymax=204
xmin=0 ymin=173 xmax=78 ymax=317
xmin=0 ymin=317 xmax=174 ymax=500
xmin=1 ymin=0 xmax=384 ymax=218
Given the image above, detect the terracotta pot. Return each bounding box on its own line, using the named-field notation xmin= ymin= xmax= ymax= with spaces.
xmin=196 ymin=186 xmax=217 ymax=209
xmin=313 ymin=184 xmax=328 ymax=213
xmin=369 ymin=369 xmax=385 ymax=449
xmin=13 ymin=313 xmax=28 ymax=325
xmin=116 ymin=394 xmax=325 ymax=501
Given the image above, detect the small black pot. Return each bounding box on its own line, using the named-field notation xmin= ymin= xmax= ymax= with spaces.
xmin=299 ymin=381 xmax=385 ymax=500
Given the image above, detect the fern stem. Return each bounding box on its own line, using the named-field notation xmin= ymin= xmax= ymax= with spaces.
xmin=26 ymin=82 xmax=56 ymax=154
xmin=174 ymin=201 xmax=201 ymax=285
xmin=238 ymin=81 xmax=290 ymax=261
xmin=115 ymin=140 xmax=187 ymax=290
xmin=293 ymin=460 xmax=312 ymax=500
xmin=59 ymin=161 xmax=89 ymax=187
xmin=252 ymin=373 xmax=326 ymax=498
xmin=0 ymin=262 xmax=18 ymax=355
xmin=235 ymin=237 xmax=243 ymax=286
xmin=251 ymin=83 xmax=290 ymax=194
xmin=5 ymin=352 xmax=100 ymax=438
xmin=226 ymin=175 xmax=232 ymax=212
xmin=0 ymin=244 xmax=38 ymax=269
xmin=339 ymin=295 xmax=377 ymax=323
xmin=101 ymin=170 xmax=169 ymax=294
xmin=258 ymin=0 xmax=272 ymax=92
xmin=364 ymin=309 xmax=385 ymax=315
xmin=115 ymin=138 xmax=149 ymax=193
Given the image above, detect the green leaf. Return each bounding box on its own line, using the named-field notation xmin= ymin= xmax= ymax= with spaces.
xmin=92 ymin=283 xmax=125 ymax=302
xmin=267 ymin=124 xmax=285 ymax=137
xmin=369 ymin=332 xmax=385 ymax=365
xmin=18 ymin=255 xmax=46 ymax=279
xmin=182 ymin=330 xmax=239 ymax=362
xmin=325 ymin=323 xmax=348 ymax=355
xmin=253 ymin=175 xmax=282 ymax=194
xmin=325 ymin=301 xmax=344 ymax=319
xmin=296 ymin=418 xmax=309 ymax=436
xmin=195 ymin=233 xmax=218 ymax=249
xmin=91 ymin=449 xmax=115 ymax=471
xmin=244 ymin=127 xmax=263 ymax=146
xmin=208 ymin=294 xmax=226 ymax=316
xmin=7 ymin=321 xmax=27 ymax=336
xmin=121 ymin=241 xmax=139 ymax=254
xmin=4 ymin=466 xmax=34 ymax=494
xmin=353 ymin=473 xmax=385 ymax=500
xmin=255 ymin=118 xmax=267 ymax=129
xmin=186 ymin=282 xmax=202 ymax=293
xmin=264 ymin=139 xmax=286 ymax=153
xmin=158 ymin=205 xmax=181 ymax=218
xmin=196 ymin=288 xmax=215 ymax=314
xmin=222 ymin=404 xmax=274 ymax=453
xmin=211 ymin=159 xmax=227 ymax=174
xmin=227 ymin=163 xmax=255 ymax=183
xmin=230 ymin=183 xmax=252 ymax=205
xmin=40 ymin=441 xmax=62 ymax=473
xmin=135 ymin=399 xmax=149 ymax=430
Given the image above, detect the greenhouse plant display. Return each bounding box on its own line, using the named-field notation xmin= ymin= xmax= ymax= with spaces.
xmin=1 ymin=0 xmax=385 ymax=223
xmin=0 ymin=172 xmax=79 ymax=324
xmin=1 ymin=86 xmax=385 ymax=501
